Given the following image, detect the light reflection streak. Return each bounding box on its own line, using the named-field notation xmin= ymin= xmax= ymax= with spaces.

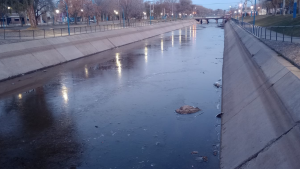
xmin=172 ymin=32 xmax=174 ymax=46
xmin=145 ymin=46 xmax=148 ymax=63
xmin=193 ymin=25 xmax=196 ymax=40
xmin=84 ymin=65 xmax=89 ymax=78
xmin=161 ymin=39 xmax=164 ymax=52
xmin=62 ymin=85 xmax=68 ymax=103
xmin=185 ymin=28 xmax=187 ymax=40
xmin=179 ymin=29 xmax=181 ymax=44
xmin=116 ymin=53 xmax=122 ymax=76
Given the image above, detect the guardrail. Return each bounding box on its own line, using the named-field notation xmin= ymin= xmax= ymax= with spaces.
xmin=0 ymin=19 xmax=186 ymax=40
xmin=231 ymin=18 xmax=300 ymax=43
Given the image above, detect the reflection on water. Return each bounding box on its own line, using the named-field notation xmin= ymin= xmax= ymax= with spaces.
xmin=193 ymin=25 xmax=197 ymax=40
xmin=85 ymin=65 xmax=89 ymax=78
xmin=161 ymin=38 xmax=164 ymax=52
xmin=62 ymin=85 xmax=68 ymax=104
xmin=145 ymin=46 xmax=148 ymax=63
xmin=0 ymin=86 xmax=82 ymax=168
xmin=179 ymin=29 xmax=182 ymax=44
xmin=116 ymin=53 xmax=122 ymax=77
xmin=172 ymin=32 xmax=174 ymax=47
xmin=0 ymin=23 xmax=224 ymax=169
xmin=185 ymin=27 xmax=188 ymax=40
xmin=18 ymin=93 xmax=22 ymax=100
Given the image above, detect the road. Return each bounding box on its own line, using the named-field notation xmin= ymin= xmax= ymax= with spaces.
xmin=0 ymin=22 xmax=224 ymax=168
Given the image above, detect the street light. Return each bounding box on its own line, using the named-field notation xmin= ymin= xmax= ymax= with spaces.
xmin=56 ymin=9 xmax=60 ymax=13
xmin=146 ymin=1 xmax=155 ymax=25
xmin=56 ymin=0 xmax=70 ymax=35
xmin=81 ymin=9 xmax=83 ymax=12
xmin=7 ymin=7 xmax=11 ymax=9
xmin=253 ymin=0 xmax=257 ymax=32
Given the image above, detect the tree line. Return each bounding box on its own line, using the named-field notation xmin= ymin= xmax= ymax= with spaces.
xmin=259 ymin=0 xmax=300 ymax=15
xmin=0 ymin=0 xmax=214 ymax=28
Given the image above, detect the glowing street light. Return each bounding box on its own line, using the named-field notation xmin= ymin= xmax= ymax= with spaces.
xmin=56 ymin=9 xmax=60 ymax=13
xmin=8 ymin=6 xmax=11 ymax=9
xmin=81 ymin=9 xmax=83 ymax=12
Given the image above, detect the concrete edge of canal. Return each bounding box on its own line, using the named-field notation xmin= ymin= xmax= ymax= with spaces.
xmin=0 ymin=20 xmax=197 ymax=82
xmin=221 ymin=21 xmax=300 ymax=169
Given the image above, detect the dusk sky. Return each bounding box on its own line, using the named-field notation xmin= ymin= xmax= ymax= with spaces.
xmin=192 ymin=0 xmax=241 ymax=10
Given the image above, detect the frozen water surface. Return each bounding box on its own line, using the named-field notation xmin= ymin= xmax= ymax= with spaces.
xmin=0 ymin=22 xmax=224 ymax=169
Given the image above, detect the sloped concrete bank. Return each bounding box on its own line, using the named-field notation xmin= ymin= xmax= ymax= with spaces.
xmin=0 ymin=20 xmax=196 ymax=81
xmin=221 ymin=21 xmax=300 ymax=169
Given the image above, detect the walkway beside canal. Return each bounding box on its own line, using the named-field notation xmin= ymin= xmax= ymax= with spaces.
xmin=221 ymin=21 xmax=300 ymax=169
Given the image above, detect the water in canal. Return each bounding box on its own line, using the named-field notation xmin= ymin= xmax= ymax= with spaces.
xmin=0 ymin=23 xmax=224 ymax=169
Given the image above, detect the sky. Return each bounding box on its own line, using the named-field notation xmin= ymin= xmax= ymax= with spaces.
xmin=192 ymin=0 xmax=241 ymax=10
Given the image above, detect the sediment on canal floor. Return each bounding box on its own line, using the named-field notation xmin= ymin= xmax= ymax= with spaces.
xmin=0 ymin=20 xmax=196 ymax=81
xmin=221 ymin=21 xmax=300 ymax=169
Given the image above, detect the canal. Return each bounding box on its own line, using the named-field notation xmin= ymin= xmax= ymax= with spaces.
xmin=0 ymin=23 xmax=224 ymax=169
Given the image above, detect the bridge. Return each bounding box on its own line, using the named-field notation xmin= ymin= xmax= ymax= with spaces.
xmin=194 ymin=16 xmax=230 ymax=24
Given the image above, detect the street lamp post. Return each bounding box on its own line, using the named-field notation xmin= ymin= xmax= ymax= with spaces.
xmin=293 ymin=0 xmax=297 ymax=19
xmin=253 ymin=0 xmax=256 ymax=33
xmin=56 ymin=0 xmax=70 ymax=35
xmin=146 ymin=1 xmax=154 ymax=25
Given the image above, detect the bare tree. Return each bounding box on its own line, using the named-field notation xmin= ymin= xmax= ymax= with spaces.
xmin=33 ymin=0 xmax=54 ymax=25
xmin=63 ymin=0 xmax=84 ymax=24
xmin=82 ymin=0 xmax=94 ymax=25
xmin=177 ymin=0 xmax=192 ymax=15
xmin=119 ymin=0 xmax=144 ymax=20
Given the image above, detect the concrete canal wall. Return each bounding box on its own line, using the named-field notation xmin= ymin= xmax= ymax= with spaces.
xmin=0 ymin=20 xmax=196 ymax=81
xmin=221 ymin=21 xmax=300 ymax=169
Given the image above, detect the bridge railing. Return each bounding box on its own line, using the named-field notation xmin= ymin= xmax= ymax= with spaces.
xmin=231 ymin=18 xmax=300 ymax=43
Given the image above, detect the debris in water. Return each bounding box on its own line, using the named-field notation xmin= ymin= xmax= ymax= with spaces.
xmin=213 ymin=151 xmax=218 ymax=156
xmin=151 ymin=163 xmax=156 ymax=167
xmin=155 ymin=142 xmax=160 ymax=146
xmin=195 ymin=156 xmax=208 ymax=162
xmin=216 ymin=113 xmax=223 ymax=118
xmin=214 ymin=82 xmax=221 ymax=88
xmin=175 ymin=105 xmax=201 ymax=114
xmin=191 ymin=151 xmax=198 ymax=155
xmin=95 ymin=126 xmax=98 ymax=128
xmin=111 ymin=131 xmax=117 ymax=136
